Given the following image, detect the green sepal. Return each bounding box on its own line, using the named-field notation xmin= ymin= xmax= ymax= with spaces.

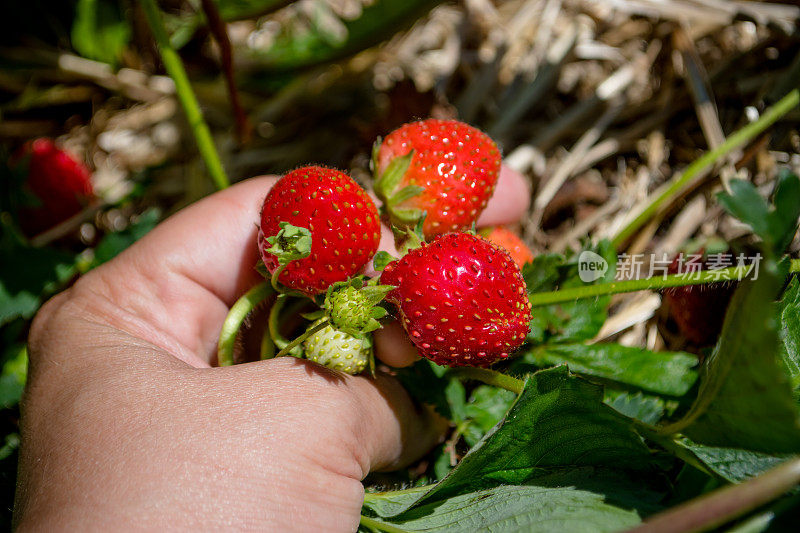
xmin=266 ymin=222 xmax=312 ymax=266
xmin=301 ymin=309 xmax=325 ymax=321
xmin=393 ymin=207 xmax=426 ymax=225
xmin=370 ymin=137 xmax=382 ymax=174
xmin=373 ymin=251 xmax=397 ymax=272
xmin=390 ymin=184 xmax=425 ymax=205
xmin=254 ymin=260 xmax=269 ymax=278
xmin=370 ymin=306 xmax=388 ymax=320
xmin=322 ymin=280 xmax=395 ymax=336
xmin=374 ymin=150 xmax=415 ymax=202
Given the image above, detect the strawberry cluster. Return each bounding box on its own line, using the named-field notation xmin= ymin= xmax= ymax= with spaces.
xmin=243 ymin=119 xmax=532 ymax=374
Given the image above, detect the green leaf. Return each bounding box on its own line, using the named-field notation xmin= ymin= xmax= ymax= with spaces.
xmin=605 ymin=390 xmax=666 ymax=425
xmin=717 ymin=171 xmax=800 ymax=256
xmin=395 ymin=359 xmax=460 ymax=420
xmin=90 ymin=209 xmax=159 ymax=268
xmin=0 ymin=245 xmax=75 ymax=326
xmin=363 ymin=484 xmax=642 ymax=533
xmin=678 ymin=438 xmax=794 ymax=483
xmin=779 ymin=276 xmax=800 ymax=397
xmin=71 ymin=0 xmax=131 ymax=66
xmin=214 ymin=0 xmax=292 ymax=21
xmin=522 ymin=254 xmax=564 ymax=293
xmin=717 ymin=180 xmax=771 ymax=243
xmin=525 ymin=242 xmax=616 ymax=345
xmin=379 ymin=365 xmax=653 ymax=517
xmin=664 ymin=258 xmax=800 ymax=453
xmin=372 ymin=251 xmax=395 ymax=272
xmin=519 ymin=344 xmax=698 ymax=396
xmin=462 ymin=385 xmax=516 ymax=447
xmin=250 ymin=0 xmax=444 ymax=71
xmin=770 ymin=169 xmax=800 ymax=253
xmin=0 ymin=344 xmax=27 ymax=409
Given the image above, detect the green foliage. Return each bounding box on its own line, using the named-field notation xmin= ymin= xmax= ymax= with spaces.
xmin=0 ymin=345 xmax=27 ymax=410
xmin=214 ymin=0 xmax=292 ymax=21
xmin=518 ymin=343 xmax=697 ymax=396
xmin=661 ymin=173 xmax=800 ymax=453
xmin=524 ymin=241 xmax=616 ymax=344
xmin=250 ymin=0 xmax=444 ymax=72
xmin=373 ymin=366 xmax=654 ymax=518
xmin=604 ymin=390 xmax=666 ymax=425
xmin=779 ymin=276 xmax=800 ymax=398
xmin=678 ymin=439 xmax=793 ymax=484
xmin=0 ymin=242 xmax=75 ymax=327
xmin=363 ymin=484 xmax=642 ymax=532
xmin=665 ymin=257 xmax=800 ymax=453
xmin=461 ymin=385 xmax=516 ymax=447
xmin=717 ymin=170 xmax=800 ymax=257
xmin=89 ymin=209 xmax=159 ymax=268
xmin=71 ymin=0 xmax=131 ymax=66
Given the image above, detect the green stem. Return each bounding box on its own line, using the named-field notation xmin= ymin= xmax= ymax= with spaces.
xmin=627 ymin=458 xmax=800 ymax=533
xmin=259 ymin=327 xmax=275 ymax=360
xmin=140 ymin=0 xmax=230 ymax=190
xmin=612 ymin=88 xmax=800 ymax=247
xmin=217 ymin=282 xmax=274 ymax=366
xmin=450 ymin=367 xmax=525 ymax=394
xmin=271 ymin=264 xmax=287 ymax=293
xmin=275 ymin=319 xmax=329 ymax=358
xmin=632 ymin=420 xmax=718 ymax=480
xmin=268 ymin=294 xmax=290 ymax=350
xmin=529 ymin=260 xmax=800 ymax=307
xmin=359 ymin=515 xmax=412 ymax=533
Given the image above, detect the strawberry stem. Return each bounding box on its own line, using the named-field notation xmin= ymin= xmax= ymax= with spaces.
xmin=270 ymin=264 xmax=288 ymax=293
xmin=450 ymin=367 xmax=524 ymax=395
xmin=359 ymin=515 xmax=412 ymax=533
xmin=217 ymin=282 xmax=274 ymax=366
xmin=140 ymin=0 xmax=230 ymax=191
xmin=275 ymin=319 xmax=330 ymax=358
xmin=612 ymin=88 xmax=800 ymax=248
xmin=529 ymin=259 xmax=800 ymax=307
xmin=627 ymin=457 xmax=800 ymax=533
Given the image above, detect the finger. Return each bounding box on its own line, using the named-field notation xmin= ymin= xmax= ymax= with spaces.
xmin=477 ymin=164 xmax=531 ymax=227
xmin=71 ymin=176 xmax=279 ymax=365
xmin=373 ymin=321 xmax=420 ymax=368
xmin=233 ymin=357 xmax=446 ymax=475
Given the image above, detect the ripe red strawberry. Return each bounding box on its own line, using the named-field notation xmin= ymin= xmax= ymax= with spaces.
xmin=380 ymin=232 xmax=531 ymax=367
xmin=16 ymin=138 xmax=94 ymax=235
xmin=481 ymin=226 xmax=534 ymax=268
xmin=259 ymin=166 xmax=381 ymax=295
xmin=662 ymin=251 xmax=735 ymax=346
xmin=374 ymin=119 xmax=501 ymax=238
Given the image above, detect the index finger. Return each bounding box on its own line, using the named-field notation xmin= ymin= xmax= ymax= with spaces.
xmin=71 ymin=176 xmax=279 ymax=365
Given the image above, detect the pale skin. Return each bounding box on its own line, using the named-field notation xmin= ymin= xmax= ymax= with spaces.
xmin=15 ymin=166 xmax=530 ymax=531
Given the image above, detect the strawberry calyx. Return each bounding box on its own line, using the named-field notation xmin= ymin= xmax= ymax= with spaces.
xmin=371 ymin=142 xmax=425 ymax=228
xmin=265 ymin=221 xmax=312 ymax=264
xmin=263 ymin=221 xmax=312 ymax=292
xmin=322 ymin=277 xmax=394 ymax=336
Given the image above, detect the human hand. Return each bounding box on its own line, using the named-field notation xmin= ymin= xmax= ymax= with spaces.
xmin=16 ymin=166 xmax=529 ymax=531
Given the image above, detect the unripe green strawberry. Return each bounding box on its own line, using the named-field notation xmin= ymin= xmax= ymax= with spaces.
xmin=303 ymin=319 xmax=370 ymax=375
xmin=322 ymin=281 xmax=393 ymax=336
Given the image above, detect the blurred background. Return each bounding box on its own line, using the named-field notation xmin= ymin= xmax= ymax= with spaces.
xmin=1 ymin=0 xmax=799 ymax=526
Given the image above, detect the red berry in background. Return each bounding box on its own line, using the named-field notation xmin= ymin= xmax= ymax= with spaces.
xmin=374 ymin=119 xmax=501 ymax=238
xmin=662 ymin=251 xmax=735 ymax=346
xmin=380 ymin=232 xmax=531 ymax=367
xmin=259 ymin=166 xmax=381 ymax=296
xmin=17 ymin=138 xmax=94 ymax=236
xmin=481 ymin=225 xmax=534 ymax=268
